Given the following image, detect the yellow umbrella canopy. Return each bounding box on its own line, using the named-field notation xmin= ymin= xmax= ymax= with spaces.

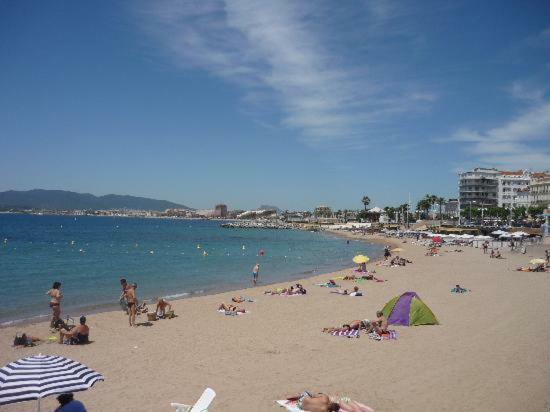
xmin=530 ymin=258 xmax=546 ymax=265
xmin=391 ymin=248 xmax=404 ymax=252
xmin=353 ymin=255 xmax=370 ymax=264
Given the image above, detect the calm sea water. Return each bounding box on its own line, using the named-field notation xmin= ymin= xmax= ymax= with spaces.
xmin=0 ymin=214 xmax=382 ymax=325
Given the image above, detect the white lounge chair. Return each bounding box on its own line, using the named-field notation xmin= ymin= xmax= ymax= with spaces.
xmin=171 ymin=388 xmax=216 ymax=412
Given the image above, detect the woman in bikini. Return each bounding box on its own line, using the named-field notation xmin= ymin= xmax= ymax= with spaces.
xmin=47 ymin=281 xmax=62 ymax=329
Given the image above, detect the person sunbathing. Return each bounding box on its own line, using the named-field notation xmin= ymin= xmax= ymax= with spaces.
xmin=285 ymin=392 xmax=340 ymax=412
xmin=365 ymin=311 xmax=388 ymax=335
xmin=495 ymin=250 xmax=502 ymax=258
xmin=451 ymin=284 xmax=467 ymax=293
xmin=344 ymin=274 xmax=357 ymax=280
xmin=218 ymin=303 xmax=246 ymax=313
xmin=322 ymin=324 xmax=352 ymax=333
xmin=349 ymin=286 xmax=362 ymax=296
xmin=330 ymin=289 xmax=349 ymax=295
xmin=59 ymin=316 xmax=89 ymax=345
xmin=13 ymin=333 xmax=41 ymax=347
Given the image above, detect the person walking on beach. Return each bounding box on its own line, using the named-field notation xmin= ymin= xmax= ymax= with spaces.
xmin=47 ymin=281 xmax=62 ymax=329
xmin=482 ymin=241 xmax=488 ymax=254
xmin=252 ymin=263 xmax=260 ymax=286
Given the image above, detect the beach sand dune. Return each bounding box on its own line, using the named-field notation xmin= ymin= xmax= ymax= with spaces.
xmin=1 ymin=236 xmax=549 ymax=411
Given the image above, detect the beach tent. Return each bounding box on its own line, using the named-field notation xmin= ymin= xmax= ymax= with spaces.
xmin=382 ymin=292 xmax=439 ymax=326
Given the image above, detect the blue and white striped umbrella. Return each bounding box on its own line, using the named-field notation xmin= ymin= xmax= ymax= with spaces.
xmin=0 ymin=354 xmax=104 ymax=410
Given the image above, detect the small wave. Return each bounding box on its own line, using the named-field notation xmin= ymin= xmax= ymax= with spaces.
xmin=1 ymin=313 xmax=49 ymax=328
xmin=163 ymin=292 xmax=190 ymax=300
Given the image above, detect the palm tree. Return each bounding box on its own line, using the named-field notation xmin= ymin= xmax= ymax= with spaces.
xmin=361 ymin=196 xmax=370 ymax=211
xmin=416 ymin=198 xmax=431 ymax=219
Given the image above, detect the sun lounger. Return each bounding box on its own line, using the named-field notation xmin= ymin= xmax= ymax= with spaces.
xmin=171 ymin=387 xmax=216 ymax=412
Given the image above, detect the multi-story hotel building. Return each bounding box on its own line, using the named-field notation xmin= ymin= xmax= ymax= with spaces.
xmin=458 ymin=168 xmax=499 ymax=210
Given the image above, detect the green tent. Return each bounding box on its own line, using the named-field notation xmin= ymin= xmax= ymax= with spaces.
xmin=382 ymin=291 xmax=439 ymax=326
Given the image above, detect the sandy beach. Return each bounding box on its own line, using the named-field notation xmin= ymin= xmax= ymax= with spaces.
xmin=1 ymin=234 xmax=549 ymax=411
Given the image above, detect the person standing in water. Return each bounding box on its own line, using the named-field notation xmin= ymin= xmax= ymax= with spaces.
xmin=252 ymin=263 xmax=260 ymax=286
xmin=47 ymin=281 xmax=62 ymax=329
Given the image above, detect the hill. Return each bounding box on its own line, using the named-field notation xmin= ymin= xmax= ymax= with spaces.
xmin=0 ymin=189 xmax=191 ymax=211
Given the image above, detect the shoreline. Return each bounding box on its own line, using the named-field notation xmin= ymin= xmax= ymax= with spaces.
xmin=1 ymin=235 xmax=549 ymax=411
xmin=0 ymin=232 xmax=386 ymax=329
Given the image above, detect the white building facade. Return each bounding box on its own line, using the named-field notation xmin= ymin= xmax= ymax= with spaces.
xmin=458 ymin=168 xmax=500 ymax=210
xmin=497 ymin=170 xmax=531 ymax=209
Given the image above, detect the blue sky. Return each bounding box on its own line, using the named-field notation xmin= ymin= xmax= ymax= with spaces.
xmin=1 ymin=1 xmax=549 ymax=210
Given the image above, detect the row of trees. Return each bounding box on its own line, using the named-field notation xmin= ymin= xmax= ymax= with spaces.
xmin=461 ymin=205 xmax=545 ymax=221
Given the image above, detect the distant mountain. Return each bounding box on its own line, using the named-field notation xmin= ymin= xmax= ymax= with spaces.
xmin=0 ymin=190 xmax=192 ymax=211
xmin=258 ymin=205 xmax=281 ymax=212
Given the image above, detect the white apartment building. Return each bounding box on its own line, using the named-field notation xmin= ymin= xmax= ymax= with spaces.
xmin=497 ymin=170 xmax=531 ymax=208
xmin=458 ymin=168 xmax=500 ymax=210
xmin=531 ymin=174 xmax=550 ymax=207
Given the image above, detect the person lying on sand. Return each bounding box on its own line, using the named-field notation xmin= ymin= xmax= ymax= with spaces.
xmin=451 ymin=284 xmax=468 ymax=293
xmin=285 ymin=392 xmax=340 ymax=412
xmin=218 ymin=303 xmax=246 ymax=313
xmin=322 ymin=318 xmax=372 ymax=333
xmin=349 ymin=286 xmax=362 ymax=296
xmin=59 ymin=316 xmax=89 ymax=345
xmin=365 ymin=311 xmax=388 ymax=335
xmin=13 ymin=333 xmax=41 ymax=347
xmin=330 ymin=289 xmax=349 ymax=295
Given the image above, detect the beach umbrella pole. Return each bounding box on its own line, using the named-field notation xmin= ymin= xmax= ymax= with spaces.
xmin=37 ymin=398 xmax=40 ymax=412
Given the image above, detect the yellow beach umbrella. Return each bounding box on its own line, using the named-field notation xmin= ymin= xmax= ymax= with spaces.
xmin=530 ymin=258 xmax=546 ymax=265
xmin=391 ymin=248 xmax=404 ymax=252
xmin=353 ymin=255 xmax=369 ymax=264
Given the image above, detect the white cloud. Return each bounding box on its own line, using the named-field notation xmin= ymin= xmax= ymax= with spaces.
xmin=508 ymin=80 xmax=545 ymax=102
xmin=446 ymin=103 xmax=550 ymax=170
xmin=136 ymin=0 xmax=434 ymax=147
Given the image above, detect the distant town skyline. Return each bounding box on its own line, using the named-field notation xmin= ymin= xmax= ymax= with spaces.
xmin=1 ymin=1 xmax=549 ymax=210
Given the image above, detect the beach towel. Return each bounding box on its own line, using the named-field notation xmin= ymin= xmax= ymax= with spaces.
xmin=331 ymin=329 xmax=360 ymax=338
xmin=368 ymin=330 xmax=397 ymax=341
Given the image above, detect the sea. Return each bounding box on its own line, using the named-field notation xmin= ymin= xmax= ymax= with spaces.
xmin=0 ymin=214 xmax=383 ymax=325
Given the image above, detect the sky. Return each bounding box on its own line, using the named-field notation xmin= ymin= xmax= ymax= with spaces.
xmin=0 ymin=1 xmax=549 ymax=211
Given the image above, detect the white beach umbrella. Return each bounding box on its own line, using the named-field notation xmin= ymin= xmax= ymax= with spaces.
xmin=491 ymin=230 xmax=506 ymax=235
xmin=499 ymin=233 xmax=511 ymax=238
xmin=511 ymin=231 xmax=529 ymax=237
xmin=0 ymin=354 xmax=104 ymax=411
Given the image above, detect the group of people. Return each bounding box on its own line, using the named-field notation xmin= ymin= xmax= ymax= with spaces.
xmin=264 ymin=283 xmax=307 ymax=295
xmin=44 ymin=281 xmax=90 ymax=344
xmin=119 ymin=278 xmax=173 ymax=324
xmin=389 ymin=255 xmax=412 ymax=266
xmin=322 ymin=311 xmax=388 ymax=336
